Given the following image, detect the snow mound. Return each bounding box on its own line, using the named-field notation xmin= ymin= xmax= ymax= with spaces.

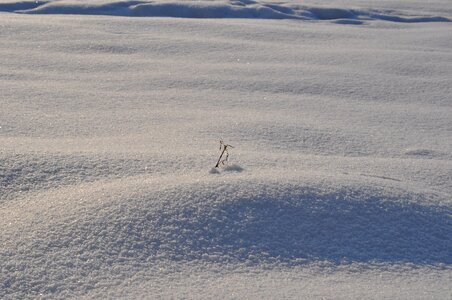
xmin=0 ymin=0 xmax=450 ymax=23
xmin=0 ymin=152 xmax=186 ymax=203
xmin=1 ymin=172 xmax=450 ymax=297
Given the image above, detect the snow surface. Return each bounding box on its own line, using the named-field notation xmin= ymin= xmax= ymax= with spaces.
xmin=1 ymin=0 xmax=451 ymax=298
xmin=1 ymin=0 xmax=451 ymax=23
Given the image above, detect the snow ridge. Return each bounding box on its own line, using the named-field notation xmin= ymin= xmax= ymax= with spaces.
xmin=0 ymin=0 xmax=450 ymax=23
xmin=1 ymin=172 xmax=451 ymax=298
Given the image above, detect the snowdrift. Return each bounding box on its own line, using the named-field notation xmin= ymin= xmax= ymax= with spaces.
xmin=1 ymin=168 xmax=451 ymax=297
xmin=0 ymin=0 xmax=450 ymax=23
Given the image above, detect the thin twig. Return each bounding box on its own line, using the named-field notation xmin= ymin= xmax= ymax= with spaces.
xmin=215 ymin=140 xmax=233 ymax=168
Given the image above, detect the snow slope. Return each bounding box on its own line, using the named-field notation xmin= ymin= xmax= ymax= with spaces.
xmin=1 ymin=0 xmax=451 ymax=298
xmin=0 ymin=0 xmax=451 ymax=23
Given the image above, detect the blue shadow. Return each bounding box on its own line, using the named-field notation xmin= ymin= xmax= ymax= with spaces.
xmin=159 ymin=191 xmax=451 ymax=265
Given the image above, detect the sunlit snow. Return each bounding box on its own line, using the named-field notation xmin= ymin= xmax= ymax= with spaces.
xmin=1 ymin=0 xmax=451 ymax=298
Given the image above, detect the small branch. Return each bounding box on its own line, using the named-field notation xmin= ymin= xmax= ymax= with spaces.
xmin=215 ymin=140 xmax=233 ymax=168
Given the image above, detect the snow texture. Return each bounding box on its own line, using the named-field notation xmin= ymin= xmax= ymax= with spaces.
xmin=1 ymin=0 xmax=452 ymax=298
xmin=0 ymin=0 xmax=450 ymax=23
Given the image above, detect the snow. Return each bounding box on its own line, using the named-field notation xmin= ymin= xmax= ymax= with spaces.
xmin=1 ymin=0 xmax=451 ymax=23
xmin=1 ymin=0 xmax=451 ymax=298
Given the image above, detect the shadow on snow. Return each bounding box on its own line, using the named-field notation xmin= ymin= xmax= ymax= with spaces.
xmin=0 ymin=1 xmax=450 ymax=23
xmin=153 ymin=191 xmax=451 ymax=265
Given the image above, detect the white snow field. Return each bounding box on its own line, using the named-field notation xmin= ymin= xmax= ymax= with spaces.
xmin=1 ymin=0 xmax=451 ymax=298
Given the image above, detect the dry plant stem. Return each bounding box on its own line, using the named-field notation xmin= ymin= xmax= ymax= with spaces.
xmin=215 ymin=141 xmax=233 ymax=168
xmin=215 ymin=146 xmax=227 ymax=168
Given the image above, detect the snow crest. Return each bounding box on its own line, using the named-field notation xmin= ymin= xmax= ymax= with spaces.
xmin=0 ymin=0 xmax=450 ymax=23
